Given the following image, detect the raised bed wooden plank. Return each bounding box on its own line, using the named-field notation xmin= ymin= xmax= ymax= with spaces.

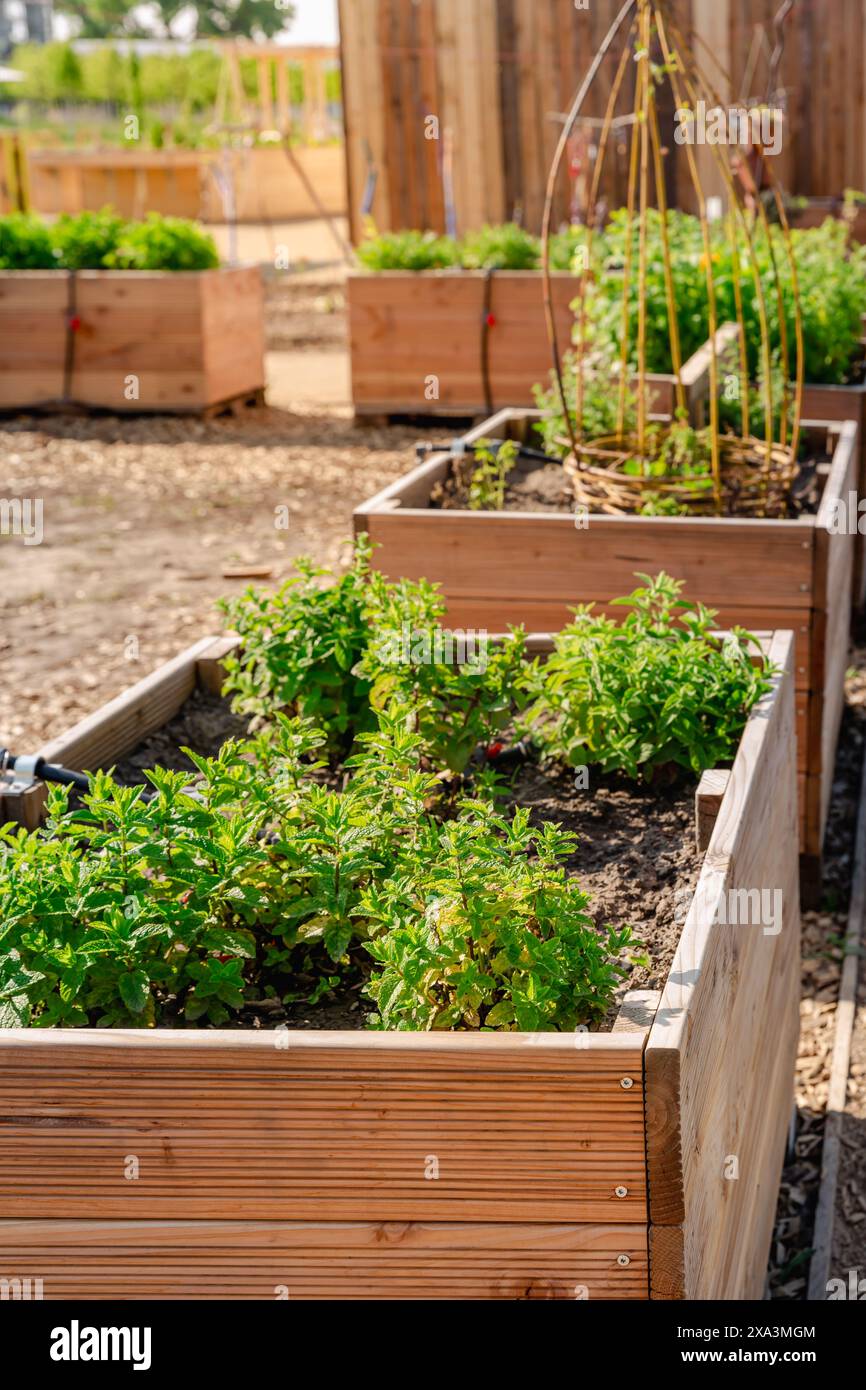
xmin=0 ymin=1219 xmax=649 ymax=1300
xmin=0 ymin=1031 xmax=647 ymax=1225
xmin=0 ymin=636 xmax=231 ymax=831
xmin=803 ymin=379 xmax=866 ymax=607
xmin=645 ymin=631 xmax=800 ymax=1300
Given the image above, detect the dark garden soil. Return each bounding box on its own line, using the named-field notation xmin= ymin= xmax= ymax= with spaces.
xmin=433 ymin=455 xmax=572 ymax=513
xmin=112 ymin=690 xmax=248 ymax=783
xmin=431 ymin=444 xmax=827 ymax=517
xmin=105 ymin=693 xmax=702 ymax=1031
xmin=507 ymin=759 xmax=702 ymax=997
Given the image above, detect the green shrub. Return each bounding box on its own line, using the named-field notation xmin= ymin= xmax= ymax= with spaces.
xmin=356 ymin=229 xmax=460 ymax=271
xmin=221 ymin=536 xmax=526 ymax=773
xmin=0 ymin=210 xmax=220 ymax=271
xmin=0 ymin=212 xmax=56 ymax=269
xmin=356 ymin=222 xmax=595 ymax=273
xmin=460 ymin=221 xmax=540 ymax=270
xmin=582 ymin=209 xmax=866 ymax=387
xmin=51 ymin=208 xmax=125 ymax=270
xmin=363 ymin=807 xmax=641 ymax=1030
xmin=108 ymin=214 xmax=219 ymax=271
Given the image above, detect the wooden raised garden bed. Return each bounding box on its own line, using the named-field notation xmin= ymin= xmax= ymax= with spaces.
xmin=0 ymin=266 xmax=266 ymax=414
xmin=801 ymin=378 xmax=866 ymax=606
xmin=26 ymin=148 xmax=204 ymax=222
xmin=348 ymin=270 xmax=581 ymax=418
xmin=355 ymin=410 xmax=859 ymax=889
xmin=0 ymin=630 xmax=799 ymax=1300
xmin=786 ymin=197 xmax=866 ymax=242
xmin=347 ymin=270 xmax=730 ymax=420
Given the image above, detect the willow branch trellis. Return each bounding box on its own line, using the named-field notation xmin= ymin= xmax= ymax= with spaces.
xmin=540 ymin=0 xmax=805 ymax=519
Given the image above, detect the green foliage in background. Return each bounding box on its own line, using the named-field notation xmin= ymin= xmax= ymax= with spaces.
xmin=583 ymin=209 xmax=866 ymax=387
xmin=50 ymin=207 xmax=125 ymax=268
xmin=110 ymin=214 xmax=220 ymax=270
xmin=355 ymin=229 xmax=460 ymax=271
xmin=356 ymin=223 xmax=593 ymax=273
xmin=51 ymin=0 xmax=295 ymax=42
xmin=0 ymin=212 xmax=56 ymax=269
xmin=2 ymin=38 xmax=340 ymax=139
xmin=460 ymin=222 xmax=540 ymax=271
xmin=0 ymin=209 xmax=219 ymax=270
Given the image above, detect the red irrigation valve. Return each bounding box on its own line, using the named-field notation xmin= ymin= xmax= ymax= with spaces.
xmin=485 ymin=311 xmax=496 ymax=328
xmin=68 ymin=313 xmax=82 ymax=332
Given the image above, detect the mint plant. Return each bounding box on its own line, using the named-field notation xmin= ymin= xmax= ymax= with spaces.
xmin=363 ymin=805 xmax=643 ymax=1030
xmin=461 ymin=437 xmax=519 ymax=510
xmin=221 ymin=535 xmax=525 ymax=772
xmin=523 ymin=572 xmax=772 ymax=779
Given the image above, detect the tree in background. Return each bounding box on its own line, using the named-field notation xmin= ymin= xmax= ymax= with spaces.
xmin=53 ymin=1 xmax=141 ymax=39
xmin=54 ymin=0 xmax=296 ymax=41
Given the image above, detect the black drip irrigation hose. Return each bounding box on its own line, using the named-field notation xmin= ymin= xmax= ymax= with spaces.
xmin=62 ymin=269 xmax=79 ymax=404
xmin=0 ymin=749 xmax=90 ymax=793
xmin=480 ymin=267 xmax=496 ymax=417
xmin=1 ymin=736 xmax=531 ymax=806
xmin=415 ymin=440 xmax=560 ymax=466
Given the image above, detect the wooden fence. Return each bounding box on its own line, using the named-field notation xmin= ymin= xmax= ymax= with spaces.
xmin=338 ymin=0 xmax=866 ymax=242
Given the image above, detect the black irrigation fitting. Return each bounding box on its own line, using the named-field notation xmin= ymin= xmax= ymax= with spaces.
xmin=0 ymin=748 xmax=91 ymax=793
xmin=0 ymin=748 xmax=167 ymax=803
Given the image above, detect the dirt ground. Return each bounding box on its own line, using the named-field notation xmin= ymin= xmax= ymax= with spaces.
xmin=0 ymin=249 xmax=426 ymax=750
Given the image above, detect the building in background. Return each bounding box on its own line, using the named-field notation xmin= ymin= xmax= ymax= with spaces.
xmin=0 ymin=1 xmax=53 ymax=56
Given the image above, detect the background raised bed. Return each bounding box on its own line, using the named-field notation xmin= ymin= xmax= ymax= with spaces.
xmin=0 ymin=265 xmax=265 ymax=414
xmin=354 ymin=411 xmax=858 ymax=890
xmin=346 ymin=270 xmax=721 ymax=419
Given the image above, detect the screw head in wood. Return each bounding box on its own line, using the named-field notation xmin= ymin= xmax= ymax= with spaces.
xmin=620 ymin=1076 xmax=634 ymax=1089
xmin=617 ymin=1254 xmax=631 ymax=1267
xmin=615 ymin=1185 xmax=629 ymax=1198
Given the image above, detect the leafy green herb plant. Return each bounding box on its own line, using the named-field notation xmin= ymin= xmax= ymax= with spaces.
xmin=464 ymin=437 xmax=519 ymax=510
xmin=363 ymin=805 xmax=644 ymax=1031
xmin=523 ymin=571 xmax=773 ymax=780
